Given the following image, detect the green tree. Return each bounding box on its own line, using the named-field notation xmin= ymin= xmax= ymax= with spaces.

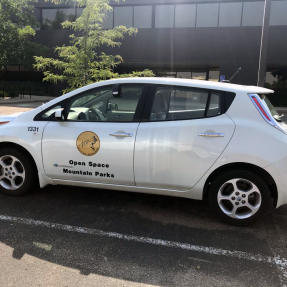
xmin=34 ymin=0 xmax=154 ymax=93
xmin=0 ymin=0 xmax=48 ymax=70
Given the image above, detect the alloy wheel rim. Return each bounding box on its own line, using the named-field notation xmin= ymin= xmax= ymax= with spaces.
xmin=217 ymin=178 xmax=262 ymax=219
xmin=0 ymin=155 xmax=25 ymax=190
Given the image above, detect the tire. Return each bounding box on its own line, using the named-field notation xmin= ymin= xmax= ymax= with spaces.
xmin=208 ymin=169 xmax=271 ymax=226
xmin=0 ymin=148 xmax=37 ymax=196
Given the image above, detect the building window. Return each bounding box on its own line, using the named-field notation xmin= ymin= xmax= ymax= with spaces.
xmin=208 ymin=69 xmax=220 ymax=82
xmin=219 ymin=2 xmax=243 ymax=27
xmin=175 ymin=5 xmax=196 ymax=28
xmin=192 ymin=71 xmax=207 ymax=80
xmin=196 ymin=3 xmax=219 ymax=28
xmin=76 ymin=7 xmax=113 ymax=29
xmin=42 ymin=8 xmax=75 ymax=30
xmin=155 ymin=5 xmax=174 ymax=28
xmin=59 ymin=8 xmax=76 ymax=22
xmin=270 ymin=0 xmax=287 ymax=26
xmin=242 ymin=2 xmax=264 ymax=27
xmin=134 ymin=6 xmax=152 ymax=28
xmin=7 ymin=65 xmax=20 ymax=72
xmin=42 ymin=9 xmax=58 ymax=30
xmin=114 ymin=6 xmax=133 ymax=28
xmin=177 ymin=72 xmax=192 ymax=79
xmin=102 ymin=10 xmax=113 ymax=29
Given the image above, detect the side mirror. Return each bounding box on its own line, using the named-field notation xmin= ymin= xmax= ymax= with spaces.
xmin=55 ymin=108 xmax=65 ymax=121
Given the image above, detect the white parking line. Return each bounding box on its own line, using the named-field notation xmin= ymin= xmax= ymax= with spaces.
xmin=0 ymin=214 xmax=287 ymax=269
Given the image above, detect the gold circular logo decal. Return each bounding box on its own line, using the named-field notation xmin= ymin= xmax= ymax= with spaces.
xmin=76 ymin=131 xmax=100 ymax=156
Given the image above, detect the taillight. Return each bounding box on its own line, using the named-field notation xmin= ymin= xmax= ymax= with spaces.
xmin=250 ymin=96 xmax=271 ymax=122
xmin=0 ymin=121 xmax=10 ymax=125
xmin=249 ymin=94 xmax=287 ymax=135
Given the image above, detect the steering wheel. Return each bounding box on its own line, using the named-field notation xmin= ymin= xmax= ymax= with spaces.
xmin=86 ymin=108 xmax=101 ymax=121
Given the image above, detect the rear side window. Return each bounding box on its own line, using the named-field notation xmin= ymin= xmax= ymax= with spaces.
xmin=149 ymin=86 xmax=223 ymax=121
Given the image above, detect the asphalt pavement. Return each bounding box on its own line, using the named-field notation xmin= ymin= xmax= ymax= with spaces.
xmin=0 ymin=102 xmax=286 ymax=286
xmin=0 ymin=186 xmax=287 ymax=287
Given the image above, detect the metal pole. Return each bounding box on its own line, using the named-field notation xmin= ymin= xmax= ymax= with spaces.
xmin=257 ymin=0 xmax=272 ymax=87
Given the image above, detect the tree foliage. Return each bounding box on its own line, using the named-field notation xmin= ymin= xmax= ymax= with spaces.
xmin=0 ymin=0 xmax=48 ymax=69
xmin=265 ymin=66 xmax=287 ymax=90
xmin=34 ymin=0 xmax=154 ymax=93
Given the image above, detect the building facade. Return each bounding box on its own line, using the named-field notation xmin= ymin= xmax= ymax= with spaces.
xmin=4 ymin=0 xmax=287 ymax=103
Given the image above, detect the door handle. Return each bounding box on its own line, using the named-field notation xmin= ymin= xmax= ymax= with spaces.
xmin=198 ymin=133 xmax=224 ymax=137
xmin=110 ymin=133 xmax=133 ymax=137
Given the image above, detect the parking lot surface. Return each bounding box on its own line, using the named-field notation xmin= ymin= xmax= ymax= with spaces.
xmin=0 ymin=103 xmax=286 ymax=286
xmin=0 ymin=185 xmax=287 ymax=287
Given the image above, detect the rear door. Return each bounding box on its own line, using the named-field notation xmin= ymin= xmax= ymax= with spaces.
xmin=134 ymin=85 xmax=236 ymax=190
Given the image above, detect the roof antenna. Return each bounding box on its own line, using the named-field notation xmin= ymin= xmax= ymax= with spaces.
xmin=221 ymin=67 xmax=241 ymax=83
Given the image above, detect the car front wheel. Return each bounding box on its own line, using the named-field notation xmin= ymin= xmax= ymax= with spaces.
xmin=208 ymin=170 xmax=271 ymax=226
xmin=0 ymin=148 xmax=37 ymax=196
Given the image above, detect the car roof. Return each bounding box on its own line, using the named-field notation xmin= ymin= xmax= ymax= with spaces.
xmin=93 ymin=77 xmax=274 ymax=94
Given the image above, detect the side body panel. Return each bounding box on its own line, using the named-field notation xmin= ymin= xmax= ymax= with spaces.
xmin=42 ymin=121 xmax=139 ymax=186
xmin=0 ymin=109 xmax=54 ymax=185
xmin=189 ymin=91 xmax=287 ymax=202
xmin=134 ymin=114 xmax=235 ymax=190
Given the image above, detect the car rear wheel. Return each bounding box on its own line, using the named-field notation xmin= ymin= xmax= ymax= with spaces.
xmin=0 ymin=148 xmax=37 ymax=196
xmin=208 ymin=170 xmax=271 ymax=226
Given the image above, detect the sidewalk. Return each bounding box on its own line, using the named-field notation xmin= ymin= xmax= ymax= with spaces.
xmin=0 ymin=95 xmax=55 ymax=105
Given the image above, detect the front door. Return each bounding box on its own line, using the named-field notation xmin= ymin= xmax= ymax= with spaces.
xmin=42 ymin=84 xmax=147 ymax=186
xmin=134 ymin=85 xmax=236 ymax=190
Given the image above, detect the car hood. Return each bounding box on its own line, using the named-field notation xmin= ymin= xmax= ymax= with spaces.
xmin=0 ymin=112 xmax=24 ymax=123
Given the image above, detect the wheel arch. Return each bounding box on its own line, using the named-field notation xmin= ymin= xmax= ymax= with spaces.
xmin=0 ymin=141 xmax=39 ymax=187
xmin=203 ymin=162 xmax=278 ymax=207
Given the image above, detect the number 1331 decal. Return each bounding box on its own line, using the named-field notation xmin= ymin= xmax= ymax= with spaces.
xmin=28 ymin=127 xmax=39 ymax=132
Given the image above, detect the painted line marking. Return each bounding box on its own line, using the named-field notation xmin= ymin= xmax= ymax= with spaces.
xmin=0 ymin=214 xmax=287 ymax=269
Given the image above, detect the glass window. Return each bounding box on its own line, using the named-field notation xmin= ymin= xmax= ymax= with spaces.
xmin=42 ymin=9 xmax=58 ymax=30
xmin=192 ymin=72 xmax=207 ymax=80
xmin=67 ymin=86 xmax=143 ymax=122
xmin=175 ymin=5 xmax=196 ymax=28
xmin=177 ymin=72 xmax=192 ymax=79
xmin=77 ymin=8 xmax=113 ymax=29
xmin=206 ymin=92 xmax=221 ymax=117
xmin=77 ymin=8 xmax=84 ymax=17
xmin=196 ymin=3 xmax=219 ymax=27
xmin=157 ymin=70 xmax=176 ymax=78
xmin=209 ymin=70 xmax=220 ymax=82
xmin=150 ymin=87 xmax=210 ymax=121
xmin=219 ymin=2 xmax=242 ymax=27
xmin=102 ymin=10 xmax=113 ymax=29
xmin=114 ymin=6 xmax=133 ymax=28
xmin=270 ymin=0 xmax=287 ymax=26
xmin=134 ymin=6 xmax=152 ymax=28
xmin=155 ymin=5 xmax=174 ymax=28
xmin=7 ymin=65 xmax=19 ymax=72
xmin=242 ymin=2 xmax=264 ymax=27
xmin=42 ymin=8 xmax=76 ymax=30
xmin=42 ymin=105 xmax=62 ymax=119
xmin=59 ymin=8 xmax=76 ymax=22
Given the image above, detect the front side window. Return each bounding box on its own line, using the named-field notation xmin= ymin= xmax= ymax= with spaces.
xmin=67 ymin=85 xmax=144 ymax=122
xmin=149 ymin=87 xmax=222 ymax=121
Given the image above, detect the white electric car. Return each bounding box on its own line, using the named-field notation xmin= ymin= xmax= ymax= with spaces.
xmin=0 ymin=78 xmax=286 ymax=226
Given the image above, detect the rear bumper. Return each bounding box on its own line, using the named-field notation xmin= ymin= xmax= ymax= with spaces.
xmin=265 ymin=157 xmax=287 ymax=208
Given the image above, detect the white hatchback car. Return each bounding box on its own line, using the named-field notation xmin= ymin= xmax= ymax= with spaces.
xmin=0 ymin=78 xmax=286 ymax=226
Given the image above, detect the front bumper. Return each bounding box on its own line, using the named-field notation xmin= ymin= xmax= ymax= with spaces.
xmin=265 ymin=157 xmax=287 ymax=208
